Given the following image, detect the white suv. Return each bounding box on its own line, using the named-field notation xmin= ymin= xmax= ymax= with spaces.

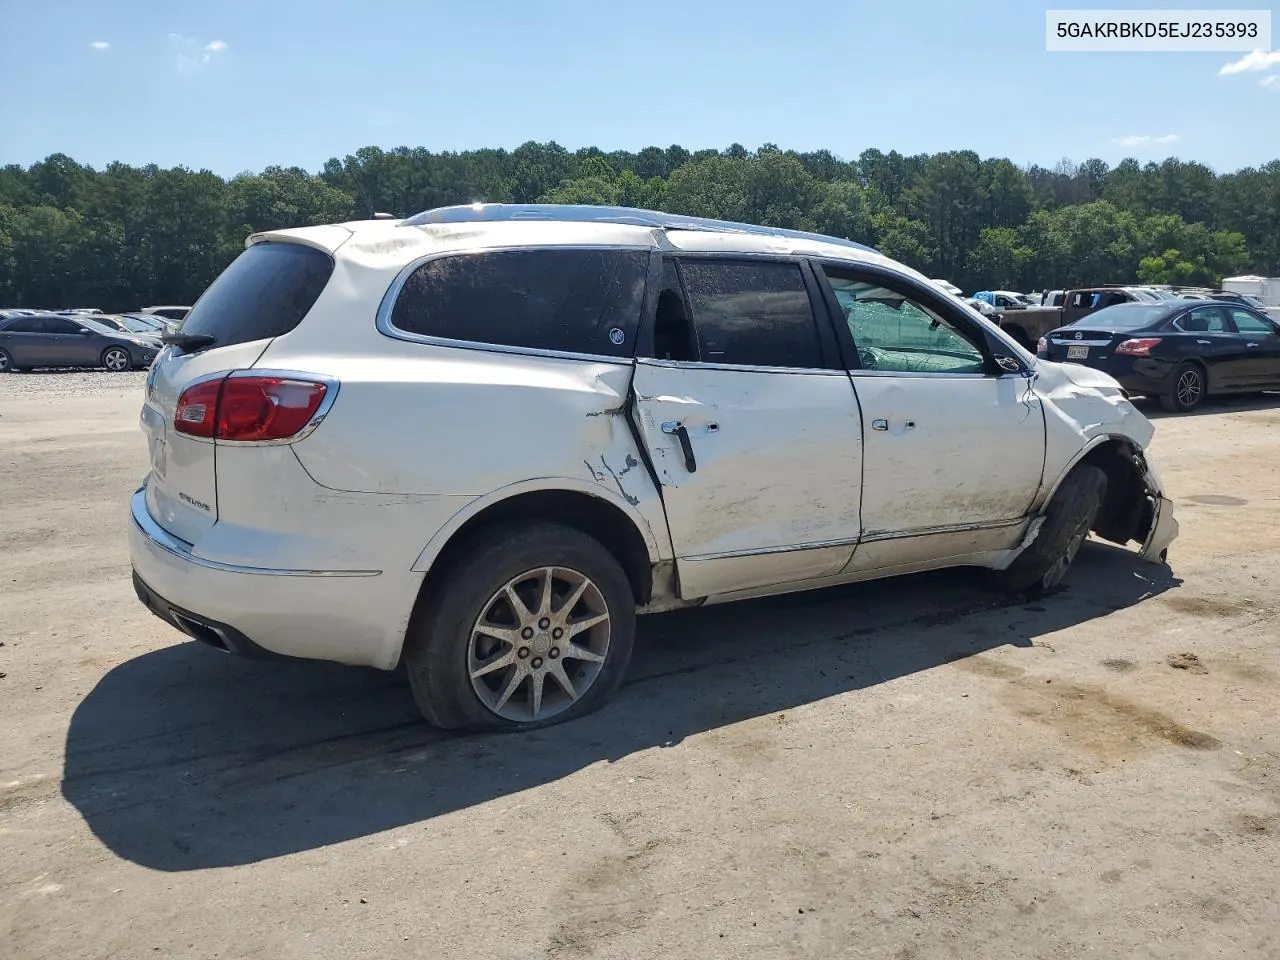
xmin=129 ymin=204 xmax=1179 ymax=731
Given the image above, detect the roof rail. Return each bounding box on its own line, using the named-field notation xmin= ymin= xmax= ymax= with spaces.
xmin=399 ymin=203 xmax=879 ymax=255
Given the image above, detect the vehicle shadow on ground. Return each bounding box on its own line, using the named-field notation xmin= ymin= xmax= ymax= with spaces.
xmin=63 ymin=542 xmax=1179 ymax=871
xmin=1133 ymin=391 xmax=1280 ymax=420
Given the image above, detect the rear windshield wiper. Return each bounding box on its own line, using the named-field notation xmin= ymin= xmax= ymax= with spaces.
xmin=162 ymin=333 xmax=218 ymax=353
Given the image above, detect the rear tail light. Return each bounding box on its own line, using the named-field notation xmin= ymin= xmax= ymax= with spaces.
xmin=1115 ymin=337 xmax=1162 ymax=356
xmin=173 ymin=375 xmax=329 ymax=442
xmin=173 ymin=379 xmax=221 ymax=438
xmin=1036 ymin=337 xmax=1048 ymax=356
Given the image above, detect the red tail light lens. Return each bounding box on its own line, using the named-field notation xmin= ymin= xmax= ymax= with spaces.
xmin=173 ymin=375 xmax=329 ymax=442
xmin=173 ymin=379 xmax=222 ymax=438
xmin=218 ymin=377 xmax=328 ymax=441
xmin=1036 ymin=337 xmax=1048 ymax=356
xmin=1115 ymin=337 xmax=1162 ymax=356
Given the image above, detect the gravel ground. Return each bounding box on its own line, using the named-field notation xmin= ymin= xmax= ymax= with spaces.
xmin=0 ymin=369 xmax=146 ymax=398
xmin=2 ymin=376 xmax=1280 ymax=960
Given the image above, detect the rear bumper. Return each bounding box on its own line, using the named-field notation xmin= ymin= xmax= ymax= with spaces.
xmin=128 ymin=485 xmax=421 ymax=669
xmin=1056 ymin=355 xmax=1178 ymax=397
xmin=132 ymin=572 xmax=289 ymax=660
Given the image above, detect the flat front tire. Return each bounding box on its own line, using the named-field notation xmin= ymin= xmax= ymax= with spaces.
xmin=988 ymin=464 xmax=1107 ymax=595
xmin=403 ymin=520 xmax=636 ymax=731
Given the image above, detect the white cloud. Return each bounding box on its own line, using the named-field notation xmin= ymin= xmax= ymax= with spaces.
xmin=1113 ymin=134 xmax=1179 ymax=147
xmin=90 ymin=41 xmax=110 ymax=50
xmin=1218 ymin=49 xmax=1280 ymax=75
xmin=1262 ymin=75 xmax=1280 ymax=89
xmin=169 ymin=34 xmax=228 ymax=71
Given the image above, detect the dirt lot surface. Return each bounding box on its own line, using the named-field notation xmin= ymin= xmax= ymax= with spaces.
xmin=2 ymin=373 xmax=1279 ymax=960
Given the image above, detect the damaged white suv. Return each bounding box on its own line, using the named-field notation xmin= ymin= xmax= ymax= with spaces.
xmin=130 ymin=204 xmax=1178 ymax=730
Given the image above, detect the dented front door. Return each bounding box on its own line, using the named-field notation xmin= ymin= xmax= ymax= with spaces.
xmin=630 ymin=359 xmax=864 ymax=598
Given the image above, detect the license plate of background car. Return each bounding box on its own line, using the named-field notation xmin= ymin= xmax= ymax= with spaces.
xmin=1067 ymin=345 xmax=1089 ymax=359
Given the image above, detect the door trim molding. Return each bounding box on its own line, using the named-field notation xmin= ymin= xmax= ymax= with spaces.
xmin=683 ymin=516 xmax=1028 ymax=563
xmin=860 ymin=517 xmax=1026 ymax=544
xmin=684 ymin=535 xmax=862 ymax=563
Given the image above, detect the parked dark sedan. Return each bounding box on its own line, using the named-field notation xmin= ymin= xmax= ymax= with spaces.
xmin=0 ymin=313 xmax=162 ymax=372
xmin=1038 ymin=300 xmax=1280 ymax=412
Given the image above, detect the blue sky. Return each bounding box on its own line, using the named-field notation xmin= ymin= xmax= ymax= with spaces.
xmin=1 ymin=0 xmax=1277 ymax=175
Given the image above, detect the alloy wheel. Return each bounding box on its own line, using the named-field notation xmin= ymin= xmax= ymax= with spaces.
xmin=104 ymin=348 xmax=130 ymax=372
xmin=467 ymin=565 xmax=611 ymax=723
xmin=1176 ymin=369 xmax=1203 ymax=409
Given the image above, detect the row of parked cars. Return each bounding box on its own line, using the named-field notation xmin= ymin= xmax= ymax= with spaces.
xmin=930 ymin=284 xmax=1280 ymax=412
xmin=0 ymin=306 xmax=191 ymax=373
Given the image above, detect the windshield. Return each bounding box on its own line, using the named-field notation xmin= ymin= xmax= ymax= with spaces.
xmin=1068 ymin=304 xmax=1170 ymax=329
xmin=118 ymin=316 xmax=160 ymax=334
xmin=78 ymin=318 xmax=127 ymax=335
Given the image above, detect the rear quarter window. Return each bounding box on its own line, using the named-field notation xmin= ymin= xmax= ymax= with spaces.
xmin=388 ymin=248 xmax=649 ymax=358
xmin=180 ymin=242 xmax=334 ymax=347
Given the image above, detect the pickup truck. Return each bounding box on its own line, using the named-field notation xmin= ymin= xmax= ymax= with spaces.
xmin=991 ymin=286 xmax=1160 ymax=349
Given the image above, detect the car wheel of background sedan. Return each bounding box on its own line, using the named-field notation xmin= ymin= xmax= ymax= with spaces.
xmin=986 ymin=464 xmax=1107 ymax=595
xmin=1160 ymin=362 xmax=1205 ymax=413
xmin=402 ymin=520 xmax=636 ymax=732
xmin=0 ymin=347 xmax=15 ymax=373
xmin=102 ymin=347 xmax=131 ymax=372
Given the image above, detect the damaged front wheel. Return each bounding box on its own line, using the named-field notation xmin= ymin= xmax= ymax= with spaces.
xmin=987 ymin=464 xmax=1107 ymax=595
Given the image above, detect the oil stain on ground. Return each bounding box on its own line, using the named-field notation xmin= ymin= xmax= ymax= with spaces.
xmin=1160 ymin=595 xmax=1255 ymax=618
xmin=952 ymin=655 xmax=1220 ymax=760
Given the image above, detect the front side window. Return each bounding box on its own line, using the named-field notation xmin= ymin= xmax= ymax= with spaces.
xmin=40 ymin=317 xmax=81 ymax=334
xmin=821 ymin=267 xmax=987 ymax=374
xmin=1229 ymin=309 xmax=1277 ymax=335
xmin=678 ymin=259 xmax=822 ymax=368
xmin=391 ymin=248 xmax=648 ymax=358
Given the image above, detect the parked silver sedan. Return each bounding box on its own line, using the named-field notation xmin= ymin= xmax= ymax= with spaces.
xmin=0 ymin=313 xmax=161 ymax=372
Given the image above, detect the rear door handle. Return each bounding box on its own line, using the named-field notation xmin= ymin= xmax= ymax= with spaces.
xmin=660 ymin=421 xmax=697 ymax=473
xmin=872 ymin=418 xmax=915 ymax=431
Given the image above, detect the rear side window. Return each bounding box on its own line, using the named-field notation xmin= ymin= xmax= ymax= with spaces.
xmin=390 ymin=248 xmax=649 ymax=358
xmin=679 ymin=260 xmax=822 ymax=368
xmin=180 ymin=243 xmax=334 ymax=348
xmin=3 ymin=318 xmax=43 ymax=333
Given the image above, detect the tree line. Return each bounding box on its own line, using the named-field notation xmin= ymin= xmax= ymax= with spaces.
xmin=2 ymin=142 xmax=1277 ymax=310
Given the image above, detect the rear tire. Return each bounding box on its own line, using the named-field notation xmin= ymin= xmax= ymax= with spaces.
xmin=987 ymin=465 xmax=1107 ymax=595
xmin=403 ymin=520 xmax=636 ymax=732
xmin=0 ymin=347 xmax=14 ymax=373
xmin=1159 ymin=362 xmax=1205 ymax=413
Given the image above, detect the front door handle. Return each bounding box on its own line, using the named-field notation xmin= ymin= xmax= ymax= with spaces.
xmin=872 ymin=418 xmax=888 ymax=431
xmin=660 ymin=421 xmax=697 ymax=473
